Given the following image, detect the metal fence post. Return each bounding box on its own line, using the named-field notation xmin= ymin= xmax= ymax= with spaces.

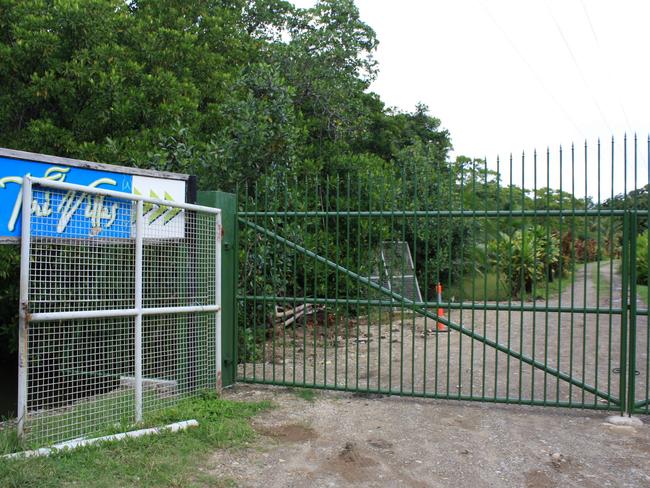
xmin=197 ymin=191 xmax=236 ymax=388
xmin=620 ymin=212 xmax=629 ymax=415
xmin=17 ymin=176 xmax=32 ymax=438
xmin=134 ymin=199 xmax=144 ymax=422
xmin=628 ymin=212 xmax=638 ymax=415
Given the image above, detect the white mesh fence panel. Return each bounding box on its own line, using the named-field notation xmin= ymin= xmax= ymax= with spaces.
xmin=19 ymin=178 xmax=221 ymax=446
xmin=380 ymin=241 xmax=423 ymax=303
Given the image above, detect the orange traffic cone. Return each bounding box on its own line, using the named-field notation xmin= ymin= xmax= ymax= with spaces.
xmin=433 ymin=283 xmax=448 ymax=332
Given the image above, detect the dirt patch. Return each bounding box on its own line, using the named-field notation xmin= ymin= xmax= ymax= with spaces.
xmin=525 ymin=469 xmax=556 ymax=488
xmin=366 ymin=437 xmax=394 ymax=450
xmin=337 ymin=441 xmax=374 ymax=465
xmin=254 ymin=423 xmax=317 ymax=443
xmin=322 ymin=441 xmax=379 ymax=482
xmin=548 ymin=452 xmax=572 ymax=472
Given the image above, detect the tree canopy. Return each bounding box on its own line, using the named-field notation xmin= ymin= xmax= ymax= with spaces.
xmin=0 ymin=0 xmax=452 ymax=191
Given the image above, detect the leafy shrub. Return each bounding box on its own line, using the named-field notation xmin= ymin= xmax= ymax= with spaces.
xmin=561 ymin=231 xmax=601 ymax=264
xmin=489 ymin=226 xmax=560 ymax=298
xmin=0 ymin=246 xmax=20 ymax=358
xmin=237 ymin=323 xmax=267 ymax=363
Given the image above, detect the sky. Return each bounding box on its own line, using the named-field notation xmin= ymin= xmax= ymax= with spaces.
xmin=291 ymin=0 xmax=650 ymax=199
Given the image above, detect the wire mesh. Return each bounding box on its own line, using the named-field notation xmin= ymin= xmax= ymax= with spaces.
xmin=26 ymin=317 xmax=135 ymax=445
xmin=380 ymin=241 xmax=423 ymax=303
xmin=141 ymin=312 xmax=216 ymax=414
xmin=22 ymin=183 xmax=219 ymax=446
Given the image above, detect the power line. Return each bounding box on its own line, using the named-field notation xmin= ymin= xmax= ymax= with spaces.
xmin=579 ymin=0 xmax=599 ymax=43
xmin=478 ymin=0 xmax=585 ymax=138
xmin=579 ymin=0 xmax=634 ymax=133
xmin=544 ymin=0 xmax=612 ymax=132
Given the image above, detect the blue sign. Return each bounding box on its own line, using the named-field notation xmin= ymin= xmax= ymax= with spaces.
xmin=0 ymin=157 xmax=133 ymax=239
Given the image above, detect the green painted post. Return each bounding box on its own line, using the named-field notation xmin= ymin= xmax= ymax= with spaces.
xmin=620 ymin=212 xmax=629 ymax=415
xmin=628 ymin=212 xmax=638 ymax=415
xmin=198 ymin=191 xmax=237 ymax=387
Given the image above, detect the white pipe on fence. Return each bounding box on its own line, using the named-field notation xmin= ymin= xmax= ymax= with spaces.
xmin=3 ymin=420 xmax=199 ymax=459
xmin=28 ymin=304 xmax=221 ymax=322
xmin=16 ymin=176 xmax=32 ymax=438
xmin=134 ymin=199 xmax=144 ymax=423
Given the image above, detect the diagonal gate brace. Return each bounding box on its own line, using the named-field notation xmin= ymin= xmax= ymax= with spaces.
xmin=240 ymin=217 xmax=618 ymax=405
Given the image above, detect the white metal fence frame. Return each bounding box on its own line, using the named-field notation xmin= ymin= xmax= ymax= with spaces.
xmin=17 ymin=176 xmax=222 ymax=441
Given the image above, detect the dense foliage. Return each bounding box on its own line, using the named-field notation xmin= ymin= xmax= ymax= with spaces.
xmin=0 ymin=0 xmax=442 ymax=189
xmin=0 ymin=0 xmax=646 ymax=364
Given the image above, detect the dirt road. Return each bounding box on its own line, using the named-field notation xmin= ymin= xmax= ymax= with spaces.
xmin=219 ymin=261 xmax=650 ymax=487
xmin=214 ymin=384 xmax=650 ymax=487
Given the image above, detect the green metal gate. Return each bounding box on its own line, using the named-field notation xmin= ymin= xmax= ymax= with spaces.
xmin=236 ymin=137 xmax=649 ymax=415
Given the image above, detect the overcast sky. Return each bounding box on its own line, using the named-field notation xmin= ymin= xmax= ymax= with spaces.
xmin=292 ymin=0 xmax=649 ymax=199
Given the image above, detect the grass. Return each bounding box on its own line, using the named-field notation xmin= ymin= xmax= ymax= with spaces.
xmin=591 ymin=259 xmax=649 ymax=307
xmin=448 ymin=270 xmax=575 ymax=303
xmin=447 ymin=272 xmax=510 ymax=302
xmin=289 ymin=388 xmax=318 ymax=402
xmin=592 ymin=261 xmax=611 ymax=303
xmin=0 ymin=392 xmax=272 ymax=488
xmin=0 ymin=387 xmax=213 ymax=454
xmin=358 ymin=270 xmax=576 ymax=327
xmin=535 ymin=270 xmax=574 ymax=301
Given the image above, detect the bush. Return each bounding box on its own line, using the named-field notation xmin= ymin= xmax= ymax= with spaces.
xmin=447 ymin=272 xmax=510 ymax=302
xmin=489 ymin=226 xmax=560 ymax=298
xmin=0 ymin=246 xmax=20 ymax=358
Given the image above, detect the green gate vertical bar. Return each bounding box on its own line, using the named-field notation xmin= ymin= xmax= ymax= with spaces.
xmin=594 ymin=140 xmax=602 ymax=408
xmin=581 ymin=142 xmax=589 ymax=407
xmin=468 ymin=160 xmax=477 ymax=399
xmin=607 ymin=138 xmax=615 ymax=407
xmin=543 ymin=148 xmax=551 ymax=405
xmin=481 ymin=157 xmax=489 ymax=399
xmin=628 ymin=134 xmax=639 ymax=414
xmin=411 ymin=169 xmax=418 ymax=395
xmin=556 ymin=146 xmax=564 ymax=405
xmin=324 ymin=176 xmax=330 ymax=388
xmin=530 ymin=149 xmax=538 ymax=404
xmin=334 ymin=176 xmax=341 ymax=390
xmin=620 ymin=212 xmax=629 ymax=415
xmin=645 ymin=135 xmax=650 ymax=414
xmin=197 ymin=190 xmax=237 ymax=388
xmin=422 ymin=171 xmax=430 ymax=394
xmin=628 ymin=212 xmax=638 ymax=415
xmin=368 ymin=173 xmax=374 ymax=393
xmin=457 ymin=159 xmax=465 ymax=400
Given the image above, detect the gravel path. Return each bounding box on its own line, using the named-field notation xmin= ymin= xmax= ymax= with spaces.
xmin=213 ymin=384 xmax=650 ymax=487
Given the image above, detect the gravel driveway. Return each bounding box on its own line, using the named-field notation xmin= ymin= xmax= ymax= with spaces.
xmin=213 ymin=384 xmax=650 ymax=487
xmin=222 ymin=260 xmax=650 ymax=487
